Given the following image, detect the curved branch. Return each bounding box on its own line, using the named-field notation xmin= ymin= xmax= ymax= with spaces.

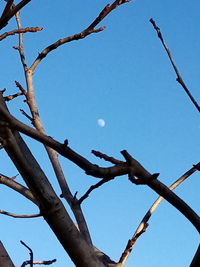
xmin=29 ymin=0 xmax=131 ymax=72
xmin=0 ymin=174 xmax=38 ymax=205
xmin=0 ymin=210 xmax=41 ymax=218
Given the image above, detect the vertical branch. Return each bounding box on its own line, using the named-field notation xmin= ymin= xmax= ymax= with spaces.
xmin=15 ymin=11 xmax=28 ymax=70
xmin=15 ymin=12 xmax=92 ymax=245
xmin=20 ymin=240 xmax=33 ymax=267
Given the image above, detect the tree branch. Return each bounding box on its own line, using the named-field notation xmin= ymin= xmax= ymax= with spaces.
xmin=0 ymin=241 xmax=15 ymax=267
xmin=14 ymin=12 xmax=93 ymax=246
xmin=1 ymin=102 xmax=199 ymax=234
xmin=21 ymin=259 xmax=56 ymax=267
xmin=20 ymin=240 xmax=33 ymax=267
xmin=150 ymin=18 xmax=200 ymax=113
xmin=0 ymin=27 xmax=42 ymax=41
xmin=0 ymin=93 xmax=111 ymax=266
xmin=0 ymin=210 xmax=41 ymax=218
xmin=4 ymin=91 xmax=24 ymax=101
xmin=0 ymin=173 xmax=38 ymax=205
xmin=0 ymin=0 xmax=31 ymax=30
xmin=190 ymin=245 xmax=200 ymax=267
xmin=119 ymin=162 xmax=200 ymax=264
xmin=29 ymin=0 xmax=132 ymax=72
xmin=78 ymin=177 xmax=115 ymax=204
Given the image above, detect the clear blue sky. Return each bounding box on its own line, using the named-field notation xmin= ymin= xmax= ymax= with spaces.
xmin=0 ymin=0 xmax=199 ymax=266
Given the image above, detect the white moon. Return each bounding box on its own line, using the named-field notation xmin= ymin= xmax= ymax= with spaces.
xmin=97 ymin=119 xmax=105 ymax=127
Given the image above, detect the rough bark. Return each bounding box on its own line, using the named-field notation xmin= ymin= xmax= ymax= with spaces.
xmin=0 ymin=241 xmax=15 ymax=267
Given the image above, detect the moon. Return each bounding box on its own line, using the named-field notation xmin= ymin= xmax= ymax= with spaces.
xmin=97 ymin=119 xmax=105 ymax=127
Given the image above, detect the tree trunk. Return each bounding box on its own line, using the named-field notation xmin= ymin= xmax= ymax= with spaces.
xmin=0 ymin=93 xmax=110 ymax=266
xmin=0 ymin=241 xmax=15 ymax=267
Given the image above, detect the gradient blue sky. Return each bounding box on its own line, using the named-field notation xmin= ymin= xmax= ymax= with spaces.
xmin=0 ymin=1 xmax=199 ymax=266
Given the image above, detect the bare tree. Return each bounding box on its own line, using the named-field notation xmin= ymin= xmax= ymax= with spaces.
xmin=0 ymin=1 xmax=199 ymax=266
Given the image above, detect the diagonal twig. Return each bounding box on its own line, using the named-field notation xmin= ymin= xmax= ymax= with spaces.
xmin=78 ymin=150 xmax=124 ymax=203
xmin=4 ymin=92 xmax=24 ymax=101
xmin=150 ymin=18 xmax=200 ymax=113
xmin=1 ymin=0 xmax=14 ymax=21
xmin=0 ymin=0 xmax=31 ymax=30
xmin=92 ymin=150 xmax=124 ymax=165
xmin=78 ymin=177 xmax=115 ymax=204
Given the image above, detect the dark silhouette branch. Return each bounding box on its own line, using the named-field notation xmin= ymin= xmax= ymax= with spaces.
xmin=1 ymin=100 xmax=199 ymax=234
xmin=150 ymin=18 xmax=200 ymax=113
xmin=0 ymin=0 xmax=31 ymax=30
xmin=92 ymin=150 xmax=124 ymax=165
xmin=190 ymin=245 xmax=200 ymax=267
xmin=0 ymin=93 xmax=113 ymax=266
xmin=20 ymin=240 xmax=33 ymax=267
xmin=78 ymin=177 xmax=115 ymax=204
xmin=119 ymin=162 xmax=200 ymax=265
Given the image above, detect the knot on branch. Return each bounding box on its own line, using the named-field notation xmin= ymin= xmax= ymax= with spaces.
xmin=193 ymin=163 xmax=200 ymax=171
xmin=121 ymin=150 xmax=159 ymax=184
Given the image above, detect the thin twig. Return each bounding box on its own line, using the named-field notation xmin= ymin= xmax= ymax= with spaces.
xmin=15 ymin=80 xmax=27 ymax=95
xmin=150 ymin=18 xmax=200 ymax=113
xmin=4 ymin=92 xmax=24 ymax=101
xmin=0 ymin=27 xmax=42 ymax=41
xmin=30 ymin=0 xmax=132 ymax=71
xmin=119 ymin=223 xmax=148 ymax=264
xmin=0 ymin=210 xmax=41 ymax=218
xmin=15 ymin=12 xmax=28 ymax=70
xmin=20 ymin=109 xmax=33 ymax=122
xmin=119 ymin=162 xmax=200 ymax=265
xmin=20 ymin=240 xmax=33 ymax=267
xmin=21 ymin=259 xmax=56 ymax=266
xmin=78 ymin=177 xmax=115 ymax=204
xmin=92 ymin=150 xmax=124 ymax=165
